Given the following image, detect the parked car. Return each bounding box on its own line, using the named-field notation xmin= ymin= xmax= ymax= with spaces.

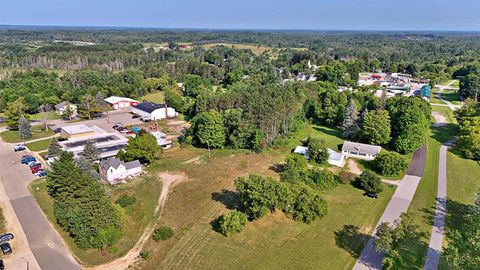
xmin=119 ymin=128 xmax=129 ymax=134
xmin=131 ymin=114 xmax=140 ymax=119
xmin=0 ymin=242 xmax=12 ymax=256
xmin=37 ymin=171 xmax=48 ymax=177
xmin=92 ymin=112 xmax=103 ymax=119
xmin=0 ymin=233 xmax=14 ymax=244
xmin=126 ymin=130 xmax=135 ymax=135
xmin=31 ymin=166 xmax=42 ymax=173
xmin=14 ymin=145 xmax=26 ymax=152
xmin=364 ymin=193 xmax=379 ymax=199
xmin=54 ymin=127 xmax=62 ymax=133
xmin=28 ymin=162 xmax=41 ymax=168
xmin=21 ymin=156 xmax=36 ymax=164
xmin=141 ymin=116 xmax=151 ymax=122
xmin=0 ymin=259 xmax=4 ymax=270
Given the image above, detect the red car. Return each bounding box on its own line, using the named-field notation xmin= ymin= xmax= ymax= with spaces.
xmin=31 ymin=165 xmax=42 ymax=173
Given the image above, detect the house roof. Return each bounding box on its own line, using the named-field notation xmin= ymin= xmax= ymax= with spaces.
xmin=61 ymin=124 xmax=94 ymax=135
xmin=328 ymin=148 xmax=345 ymax=162
xmin=100 ymin=158 xmax=141 ymax=171
xmin=104 ymin=96 xmax=139 ymax=105
xmin=55 ymin=101 xmax=76 ymax=110
xmin=342 ymin=141 xmax=381 ymax=156
xmin=133 ymin=102 xmax=166 ymax=113
xmin=293 ymin=146 xmax=309 ymax=156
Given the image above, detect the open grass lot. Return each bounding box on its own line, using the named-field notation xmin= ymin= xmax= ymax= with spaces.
xmin=0 ymin=126 xmax=55 ymax=143
xmin=136 ymin=124 xmax=396 ymax=270
xmin=430 ymin=90 xmax=447 ymax=105
xmin=26 ymin=138 xmax=52 ymax=152
xmin=31 ymin=171 xmax=162 ymax=266
xmin=440 ymin=89 xmax=462 ymax=105
xmin=141 ymin=91 xmax=165 ymax=104
xmin=438 ymin=150 xmax=480 ymax=269
xmin=431 ymin=105 xmax=457 ymax=124
xmin=29 ymin=111 xmax=61 ymax=121
xmin=203 ymin=43 xmax=274 ymax=55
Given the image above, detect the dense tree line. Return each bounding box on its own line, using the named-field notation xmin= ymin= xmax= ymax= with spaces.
xmin=456 ymin=99 xmax=480 ymax=160
xmin=47 ymin=152 xmax=122 ymax=251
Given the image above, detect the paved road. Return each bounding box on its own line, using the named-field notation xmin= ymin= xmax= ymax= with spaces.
xmin=353 ymin=145 xmax=427 ymax=270
xmin=423 ymin=143 xmax=448 ymax=270
xmin=0 ymin=141 xmax=80 ymax=270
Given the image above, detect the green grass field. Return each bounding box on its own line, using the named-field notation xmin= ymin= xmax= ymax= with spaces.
xmin=0 ymin=126 xmax=55 ymax=143
xmin=440 ymin=89 xmax=462 ymax=105
xmin=26 ymin=138 xmax=53 ymax=152
xmin=29 ymin=111 xmax=61 ymax=121
xmin=136 ymin=124 xmax=396 ymax=270
xmin=31 ymin=171 xmax=162 ymax=266
xmin=142 ymin=91 xmax=165 ymax=104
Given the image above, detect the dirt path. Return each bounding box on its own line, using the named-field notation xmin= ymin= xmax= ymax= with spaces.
xmin=431 ymin=111 xmax=448 ymax=127
xmin=347 ymin=159 xmax=362 ymax=175
xmin=88 ymin=172 xmax=186 ymax=270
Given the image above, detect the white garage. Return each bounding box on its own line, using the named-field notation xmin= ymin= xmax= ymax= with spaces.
xmin=131 ymin=102 xmax=178 ymax=121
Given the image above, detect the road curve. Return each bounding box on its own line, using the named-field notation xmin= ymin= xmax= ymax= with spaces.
xmin=353 ymin=145 xmax=427 ymax=270
xmin=0 ymin=140 xmax=80 ymax=270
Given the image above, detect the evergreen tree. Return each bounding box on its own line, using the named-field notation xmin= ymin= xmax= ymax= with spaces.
xmin=48 ymin=138 xmax=63 ymax=156
xmin=76 ymin=156 xmax=100 ymax=180
xmin=342 ymin=100 xmax=360 ymax=139
xmin=81 ymin=140 xmax=99 ymax=163
xmin=18 ymin=115 xmax=31 ymax=141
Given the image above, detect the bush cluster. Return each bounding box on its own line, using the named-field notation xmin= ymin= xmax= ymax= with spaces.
xmin=373 ymin=151 xmax=408 ymax=177
xmin=152 ymin=226 xmax=174 ymax=242
xmin=115 ymin=194 xmax=137 ymax=208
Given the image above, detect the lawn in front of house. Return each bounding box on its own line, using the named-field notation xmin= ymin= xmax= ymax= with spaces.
xmin=26 ymin=138 xmax=53 ymax=152
xmin=141 ymin=91 xmax=165 ymax=104
xmin=31 ymin=171 xmax=162 ymax=266
xmin=138 ymin=124 xmax=396 ymax=270
xmin=29 ymin=111 xmax=61 ymax=121
xmin=0 ymin=126 xmax=55 ymax=143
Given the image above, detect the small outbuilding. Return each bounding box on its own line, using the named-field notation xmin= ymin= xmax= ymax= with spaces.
xmin=99 ymin=158 xmax=142 ymax=184
xmin=342 ymin=141 xmax=381 ymax=160
xmin=104 ymin=96 xmax=139 ymax=109
xmin=131 ymin=102 xmax=178 ymax=121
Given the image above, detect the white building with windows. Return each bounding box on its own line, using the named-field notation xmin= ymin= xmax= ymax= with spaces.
xmin=99 ymin=158 xmax=142 ymax=184
xmin=341 ymin=141 xmax=381 ymax=160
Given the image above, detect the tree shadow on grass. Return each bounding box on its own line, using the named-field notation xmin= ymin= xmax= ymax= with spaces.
xmin=334 ymin=224 xmax=370 ymax=259
xmin=269 ymin=163 xmax=284 ymax=173
xmin=430 ymin=124 xmax=458 ymax=144
xmin=445 ymin=199 xmax=471 ymax=231
xmin=211 ymin=189 xmax=242 ymax=211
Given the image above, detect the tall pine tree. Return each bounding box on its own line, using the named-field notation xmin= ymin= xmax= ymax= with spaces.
xmin=81 ymin=140 xmax=99 ymax=163
xmin=18 ymin=115 xmax=31 ymax=142
xmin=342 ymin=100 xmax=360 ymax=139
xmin=48 ymin=138 xmax=63 ymax=156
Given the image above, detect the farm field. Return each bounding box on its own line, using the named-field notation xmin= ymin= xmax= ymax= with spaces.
xmin=136 ymin=124 xmax=396 ymax=270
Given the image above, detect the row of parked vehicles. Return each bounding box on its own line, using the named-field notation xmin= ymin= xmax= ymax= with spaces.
xmin=0 ymin=232 xmax=15 ymax=269
xmin=21 ymin=155 xmax=47 ymax=177
xmin=112 ymin=122 xmax=135 ymax=134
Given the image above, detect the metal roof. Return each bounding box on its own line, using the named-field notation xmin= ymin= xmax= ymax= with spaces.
xmin=133 ymin=102 xmax=166 ymax=113
xmin=342 ymin=141 xmax=381 ymax=156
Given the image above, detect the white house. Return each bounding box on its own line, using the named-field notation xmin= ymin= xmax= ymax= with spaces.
xmin=131 ymin=102 xmax=178 ymax=121
xmin=54 ymin=101 xmax=77 ymax=117
xmin=293 ymin=145 xmax=346 ymax=167
xmin=104 ymin=96 xmax=139 ymax=109
xmin=342 ymin=141 xmax=381 ymax=160
xmin=99 ymin=158 xmax=142 ymax=184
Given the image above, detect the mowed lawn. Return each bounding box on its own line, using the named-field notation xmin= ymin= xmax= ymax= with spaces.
xmin=0 ymin=126 xmax=55 ymax=143
xmin=142 ymin=91 xmax=165 ymax=104
xmin=438 ymin=151 xmax=480 ymax=269
xmin=26 ymin=138 xmax=52 ymax=152
xmin=140 ymin=125 xmax=396 ymax=270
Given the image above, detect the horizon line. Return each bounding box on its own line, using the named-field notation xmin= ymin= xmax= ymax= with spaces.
xmin=1 ymin=24 xmax=479 ymax=33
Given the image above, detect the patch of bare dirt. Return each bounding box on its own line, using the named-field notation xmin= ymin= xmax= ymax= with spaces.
xmin=431 ymin=111 xmax=447 ymax=127
xmin=347 ymin=159 xmax=362 ymax=175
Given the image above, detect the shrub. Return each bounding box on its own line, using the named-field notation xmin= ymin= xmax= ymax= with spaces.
xmin=115 ymin=194 xmax=137 ymax=208
xmin=374 ymin=151 xmax=408 ymax=177
xmin=339 ymin=171 xmax=357 ymax=184
xmin=218 ymin=210 xmax=248 ymax=237
xmin=357 ymin=170 xmax=383 ymax=194
xmin=140 ymin=250 xmax=150 ymax=260
xmin=152 ymin=226 xmax=174 ymax=241
xmin=307 ymin=169 xmax=338 ymax=190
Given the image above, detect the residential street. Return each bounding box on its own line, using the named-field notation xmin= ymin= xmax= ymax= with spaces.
xmin=353 ymin=145 xmax=427 ymax=270
xmin=0 ymin=140 xmax=80 ymax=270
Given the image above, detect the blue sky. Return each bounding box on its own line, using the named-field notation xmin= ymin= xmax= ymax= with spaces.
xmin=1 ymin=0 xmax=479 ymax=31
